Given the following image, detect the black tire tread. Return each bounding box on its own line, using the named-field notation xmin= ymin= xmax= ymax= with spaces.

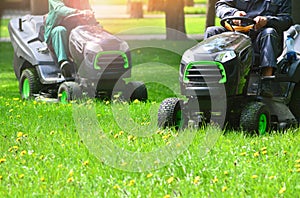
xmin=19 ymin=68 xmax=42 ymax=99
xmin=240 ymin=102 xmax=270 ymax=134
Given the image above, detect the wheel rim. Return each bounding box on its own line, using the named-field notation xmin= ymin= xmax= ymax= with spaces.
xmin=258 ymin=113 xmax=267 ymax=135
xmin=22 ymin=78 xmax=30 ymax=99
xmin=60 ymin=91 xmax=69 ymax=104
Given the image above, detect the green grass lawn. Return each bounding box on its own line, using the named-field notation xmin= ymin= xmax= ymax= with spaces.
xmin=1 ymin=40 xmax=300 ymax=197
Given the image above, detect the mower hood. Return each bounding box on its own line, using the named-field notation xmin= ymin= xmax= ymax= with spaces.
xmin=181 ymin=32 xmax=250 ymax=64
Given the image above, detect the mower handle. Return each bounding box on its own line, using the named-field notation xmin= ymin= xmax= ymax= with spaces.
xmin=220 ymin=16 xmax=256 ymax=33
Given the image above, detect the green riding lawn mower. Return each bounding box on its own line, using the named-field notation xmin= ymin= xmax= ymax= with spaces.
xmin=158 ymin=17 xmax=300 ymax=135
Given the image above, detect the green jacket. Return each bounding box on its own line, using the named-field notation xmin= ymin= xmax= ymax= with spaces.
xmin=44 ymin=0 xmax=89 ymax=43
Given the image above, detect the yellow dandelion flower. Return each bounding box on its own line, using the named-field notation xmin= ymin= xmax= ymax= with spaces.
xmin=261 ymin=147 xmax=267 ymax=151
xmin=0 ymin=175 xmax=2 ymax=180
xmin=114 ymin=134 xmax=119 ymax=139
xmin=295 ymin=159 xmax=300 ymax=163
xmin=224 ymin=171 xmax=229 ymax=175
xmin=113 ymin=185 xmax=120 ymax=190
xmin=17 ymin=132 xmax=23 ymax=137
xmin=193 ymin=176 xmax=200 ymax=184
xmin=83 ymin=161 xmax=89 ymax=166
xmin=13 ymin=98 xmax=20 ymax=101
xmin=33 ymin=101 xmax=37 ymax=105
xmin=23 ymin=134 xmax=28 ymax=138
xmin=50 ymin=131 xmax=55 ymax=135
xmin=163 ymin=195 xmax=171 ymax=198
xmin=13 ymin=145 xmax=19 ymax=150
xmin=20 ymin=150 xmax=27 ymax=156
xmin=119 ymin=131 xmax=124 ymax=135
xmin=128 ymin=135 xmax=134 ymax=141
xmin=156 ymin=130 xmax=164 ymax=135
xmin=240 ymin=152 xmax=246 ymax=156
xmin=167 ymin=176 xmax=175 ymax=184
xmin=0 ymin=158 xmax=6 ymax=163
xmin=262 ymin=150 xmax=267 ymax=155
xmin=105 ymin=101 xmax=110 ymax=105
xmin=269 ymin=176 xmax=275 ymax=180
xmin=279 ymin=186 xmax=286 ymax=194
xmin=283 ymin=150 xmax=287 ymax=154
xmin=67 ymin=177 xmax=74 ymax=183
xmin=128 ymin=179 xmax=135 ymax=186
xmin=253 ymin=152 xmax=259 ymax=157
xmin=212 ymin=177 xmax=218 ymax=183
xmin=40 ymin=177 xmax=45 ymax=182
xmin=251 ymin=175 xmax=258 ymax=179
xmin=9 ymin=109 xmax=13 ymax=113
xmin=133 ymin=99 xmax=140 ymax=104
xmin=222 ymin=186 xmax=228 ymax=192
xmin=16 ymin=137 xmax=21 ymax=142
xmin=296 ymin=168 xmax=300 ymax=172
xmin=294 ymin=164 xmax=300 ymax=168
xmin=162 ymin=133 xmax=171 ymax=140
xmin=146 ymin=173 xmax=153 ymax=178
xmin=19 ymin=174 xmax=25 ymax=179
xmin=69 ymin=170 xmax=74 ymax=177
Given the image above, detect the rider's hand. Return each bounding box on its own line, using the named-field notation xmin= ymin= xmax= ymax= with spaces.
xmin=233 ymin=11 xmax=247 ymax=25
xmin=78 ymin=9 xmax=94 ymax=18
xmin=253 ymin=16 xmax=267 ymax=30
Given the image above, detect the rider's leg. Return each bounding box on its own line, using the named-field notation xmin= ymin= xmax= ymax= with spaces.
xmin=50 ymin=26 xmax=69 ymax=64
xmin=255 ymin=27 xmax=282 ymax=76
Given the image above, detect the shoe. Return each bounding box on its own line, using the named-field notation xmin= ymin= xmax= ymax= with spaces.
xmin=60 ymin=60 xmax=74 ymax=78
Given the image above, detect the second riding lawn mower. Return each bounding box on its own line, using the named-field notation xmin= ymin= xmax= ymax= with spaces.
xmin=158 ymin=16 xmax=300 ymax=135
xmin=8 ymin=13 xmax=147 ymax=103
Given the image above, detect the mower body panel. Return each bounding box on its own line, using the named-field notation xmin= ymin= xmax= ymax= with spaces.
xmin=8 ymin=15 xmax=58 ymax=81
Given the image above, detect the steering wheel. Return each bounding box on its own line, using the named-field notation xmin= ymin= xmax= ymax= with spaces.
xmin=220 ymin=16 xmax=256 ymax=33
xmin=60 ymin=13 xmax=98 ymax=31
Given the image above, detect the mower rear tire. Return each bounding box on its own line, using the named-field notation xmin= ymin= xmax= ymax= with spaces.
xmin=124 ymin=81 xmax=148 ymax=102
xmin=158 ymin=97 xmax=185 ymax=130
xmin=58 ymin=82 xmax=82 ymax=104
xmin=289 ymin=83 xmax=300 ymax=121
xmin=240 ymin=102 xmax=270 ymax=135
xmin=19 ymin=68 xmax=42 ymax=99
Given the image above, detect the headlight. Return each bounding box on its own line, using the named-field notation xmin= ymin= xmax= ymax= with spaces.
xmin=84 ymin=42 xmax=103 ymax=68
xmin=215 ymin=51 xmax=236 ymax=63
xmin=120 ymin=41 xmax=129 ymax=52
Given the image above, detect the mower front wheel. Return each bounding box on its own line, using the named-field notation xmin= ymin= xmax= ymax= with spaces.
xmin=240 ymin=102 xmax=270 ymax=135
xmin=158 ymin=97 xmax=186 ymax=130
xmin=19 ymin=68 xmax=42 ymax=99
xmin=58 ymin=82 xmax=82 ymax=104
